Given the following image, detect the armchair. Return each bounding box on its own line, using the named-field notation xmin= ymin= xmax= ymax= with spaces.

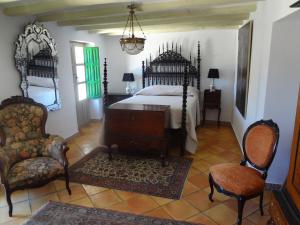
xmin=0 ymin=96 xmax=71 ymax=216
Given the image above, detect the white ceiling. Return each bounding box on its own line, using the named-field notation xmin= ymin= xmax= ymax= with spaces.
xmin=0 ymin=0 xmax=263 ymax=35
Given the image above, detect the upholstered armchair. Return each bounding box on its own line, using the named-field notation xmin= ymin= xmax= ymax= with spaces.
xmin=0 ymin=96 xmax=71 ymax=217
xmin=208 ymin=120 xmax=279 ymax=225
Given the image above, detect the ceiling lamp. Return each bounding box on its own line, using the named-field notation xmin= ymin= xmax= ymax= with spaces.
xmin=120 ymin=4 xmax=146 ymax=55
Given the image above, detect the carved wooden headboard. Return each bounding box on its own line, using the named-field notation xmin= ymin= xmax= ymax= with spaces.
xmin=142 ymin=42 xmax=201 ymax=90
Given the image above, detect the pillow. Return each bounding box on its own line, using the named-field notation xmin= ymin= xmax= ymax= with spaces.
xmin=135 ymin=85 xmax=199 ymax=97
xmin=27 ymin=76 xmax=58 ymax=88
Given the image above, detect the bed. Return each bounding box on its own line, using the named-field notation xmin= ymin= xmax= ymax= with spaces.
xmin=103 ymin=42 xmax=201 ymax=155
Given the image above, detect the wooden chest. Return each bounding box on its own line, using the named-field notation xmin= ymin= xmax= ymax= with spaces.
xmin=105 ymin=103 xmax=170 ymax=165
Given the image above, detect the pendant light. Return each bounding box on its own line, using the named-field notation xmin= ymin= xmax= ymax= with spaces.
xmin=120 ymin=4 xmax=146 ymax=55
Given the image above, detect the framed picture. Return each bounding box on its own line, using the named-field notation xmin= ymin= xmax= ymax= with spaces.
xmin=236 ymin=21 xmax=253 ymax=117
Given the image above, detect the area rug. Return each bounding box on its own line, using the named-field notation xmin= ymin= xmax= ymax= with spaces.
xmin=68 ymin=147 xmax=192 ymax=199
xmin=23 ymin=201 xmax=198 ymax=225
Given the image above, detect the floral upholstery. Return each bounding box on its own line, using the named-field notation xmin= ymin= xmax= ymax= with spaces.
xmin=0 ymin=99 xmax=67 ymax=190
xmin=0 ymin=103 xmax=44 ymax=144
xmin=210 ymin=163 xmax=265 ymax=196
xmin=7 ymin=157 xmax=64 ymax=189
xmin=1 ymin=135 xmax=64 ymax=167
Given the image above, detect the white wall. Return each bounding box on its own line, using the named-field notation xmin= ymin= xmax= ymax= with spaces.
xmin=105 ymin=30 xmax=238 ymax=122
xmin=0 ymin=12 xmax=30 ymax=100
xmin=0 ymin=11 xmax=106 ymax=139
xmin=263 ymin=11 xmax=300 ymax=184
xmin=231 ymin=0 xmax=299 ymax=184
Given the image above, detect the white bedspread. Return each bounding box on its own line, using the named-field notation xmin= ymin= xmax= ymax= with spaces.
xmin=118 ymin=95 xmax=200 ymax=154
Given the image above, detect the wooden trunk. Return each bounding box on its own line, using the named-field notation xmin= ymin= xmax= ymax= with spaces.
xmin=105 ymin=103 xmax=170 ymax=165
xmin=269 ymin=88 xmax=300 ymax=224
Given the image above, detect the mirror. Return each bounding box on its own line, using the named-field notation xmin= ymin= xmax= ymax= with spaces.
xmin=15 ymin=23 xmax=61 ymax=111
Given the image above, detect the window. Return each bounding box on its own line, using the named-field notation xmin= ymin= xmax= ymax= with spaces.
xmin=73 ymin=46 xmax=101 ymax=101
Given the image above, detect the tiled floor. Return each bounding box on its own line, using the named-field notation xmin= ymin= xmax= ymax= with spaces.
xmin=0 ymin=121 xmax=271 ymax=225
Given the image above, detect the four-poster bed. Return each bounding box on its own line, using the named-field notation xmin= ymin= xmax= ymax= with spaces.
xmin=103 ymin=42 xmax=201 ymax=157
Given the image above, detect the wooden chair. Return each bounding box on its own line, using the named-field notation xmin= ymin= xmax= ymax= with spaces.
xmin=0 ymin=96 xmax=71 ymax=216
xmin=208 ymin=120 xmax=279 ymax=225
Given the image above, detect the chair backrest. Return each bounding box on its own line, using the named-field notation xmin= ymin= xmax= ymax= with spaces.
xmin=0 ymin=96 xmax=47 ymax=146
xmin=243 ymin=120 xmax=279 ymax=176
xmin=242 ymin=120 xmax=279 ymax=175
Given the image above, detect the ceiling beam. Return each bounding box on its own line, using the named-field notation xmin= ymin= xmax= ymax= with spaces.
xmin=75 ymin=14 xmax=247 ymax=31
xmin=103 ymin=25 xmax=239 ymax=35
xmin=56 ymin=4 xmax=254 ymax=27
xmin=3 ymin=0 xmax=133 ymax=16
xmin=97 ymin=24 xmax=240 ymax=35
xmin=91 ymin=20 xmax=243 ymax=34
xmin=35 ymin=0 xmax=259 ymax=22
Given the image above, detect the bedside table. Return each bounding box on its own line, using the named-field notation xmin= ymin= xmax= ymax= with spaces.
xmin=107 ymin=93 xmax=133 ymax=105
xmin=202 ymin=89 xmax=221 ymax=126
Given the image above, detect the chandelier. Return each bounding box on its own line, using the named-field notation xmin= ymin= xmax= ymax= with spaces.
xmin=120 ymin=4 xmax=146 ymax=55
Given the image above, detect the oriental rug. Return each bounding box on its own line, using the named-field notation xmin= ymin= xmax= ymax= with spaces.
xmin=23 ymin=201 xmax=198 ymax=225
xmin=68 ymin=147 xmax=192 ymax=199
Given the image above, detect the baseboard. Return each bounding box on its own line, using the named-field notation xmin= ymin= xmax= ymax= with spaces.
xmin=202 ymin=120 xmax=231 ymax=126
xmin=65 ymin=132 xmax=80 ymax=142
xmin=266 ymin=183 xmax=282 ymax=191
xmin=90 ymin=119 xmax=102 ymax=123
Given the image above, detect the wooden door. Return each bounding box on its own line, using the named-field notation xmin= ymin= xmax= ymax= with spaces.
xmin=286 ymin=87 xmax=300 ymax=211
xmin=70 ymin=42 xmax=90 ymax=128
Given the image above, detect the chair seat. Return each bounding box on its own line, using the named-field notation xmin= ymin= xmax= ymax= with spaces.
xmin=209 ymin=163 xmax=265 ymax=196
xmin=7 ymin=157 xmax=64 ymax=189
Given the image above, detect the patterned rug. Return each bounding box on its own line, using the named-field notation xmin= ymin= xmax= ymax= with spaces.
xmin=23 ymin=201 xmax=198 ymax=225
xmin=68 ymin=147 xmax=192 ymax=199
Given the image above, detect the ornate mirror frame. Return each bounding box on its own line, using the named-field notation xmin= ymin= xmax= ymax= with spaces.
xmin=15 ymin=23 xmax=61 ymax=111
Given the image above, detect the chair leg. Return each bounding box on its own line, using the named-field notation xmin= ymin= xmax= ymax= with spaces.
xmin=259 ymin=192 xmax=264 ymax=216
xmin=64 ymin=168 xmax=72 ymax=195
xmin=237 ymin=197 xmax=246 ymax=225
xmin=208 ymin=174 xmax=214 ymax=202
xmin=5 ymin=189 xmax=13 ymax=217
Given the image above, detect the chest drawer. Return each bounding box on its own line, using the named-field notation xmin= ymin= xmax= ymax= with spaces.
xmin=107 ymin=136 xmax=166 ymax=151
xmin=106 ymin=109 xmax=167 ymax=137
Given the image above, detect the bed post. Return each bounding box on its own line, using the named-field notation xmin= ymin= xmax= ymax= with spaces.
xmin=103 ymin=58 xmax=108 ymax=109
xmin=181 ymin=63 xmax=188 ymax=156
xmin=197 ymin=41 xmax=201 ymax=90
xmin=142 ymin=61 xmax=145 ymax=88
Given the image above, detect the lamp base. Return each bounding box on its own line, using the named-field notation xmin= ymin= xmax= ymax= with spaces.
xmin=125 ymin=82 xmax=134 ymax=94
xmin=209 ymin=79 xmax=216 ymax=92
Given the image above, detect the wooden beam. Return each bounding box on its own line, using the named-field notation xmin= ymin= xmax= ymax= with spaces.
xmin=3 ymin=0 xmax=133 ymax=16
xmin=90 ymin=20 xmax=243 ymax=34
xmin=35 ymin=0 xmax=259 ymax=21
xmin=57 ymin=5 xmax=252 ymax=27
xmin=75 ymin=15 xmax=248 ymax=31
xmin=97 ymin=25 xmax=240 ymax=35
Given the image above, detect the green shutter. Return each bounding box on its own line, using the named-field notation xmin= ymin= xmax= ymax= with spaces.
xmin=84 ymin=47 xmax=101 ymax=99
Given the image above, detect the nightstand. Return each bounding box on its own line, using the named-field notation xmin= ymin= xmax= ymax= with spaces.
xmin=202 ymin=89 xmax=221 ymax=126
xmin=107 ymin=93 xmax=133 ymax=106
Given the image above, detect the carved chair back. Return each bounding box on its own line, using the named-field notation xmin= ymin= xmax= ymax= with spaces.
xmin=242 ymin=120 xmax=279 ymax=179
xmin=0 ymin=97 xmax=48 ymax=165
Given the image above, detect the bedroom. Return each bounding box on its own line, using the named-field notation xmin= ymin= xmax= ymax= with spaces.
xmin=0 ymin=0 xmax=299 ymax=225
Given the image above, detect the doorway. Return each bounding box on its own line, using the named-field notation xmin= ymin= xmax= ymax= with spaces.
xmin=70 ymin=42 xmax=90 ymax=128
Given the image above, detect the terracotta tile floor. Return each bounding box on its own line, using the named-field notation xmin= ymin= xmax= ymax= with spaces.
xmin=0 ymin=121 xmax=271 ymax=225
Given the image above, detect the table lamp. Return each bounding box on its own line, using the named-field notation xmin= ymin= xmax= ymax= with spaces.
xmin=208 ymin=69 xmax=219 ymax=92
xmin=122 ymin=73 xmax=135 ymax=94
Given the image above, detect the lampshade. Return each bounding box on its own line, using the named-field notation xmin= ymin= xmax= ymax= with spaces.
xmin=122 ymin=73 xmax=135 ymax=82
xmin=208 ymin=69 xmax=219 ymax=79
